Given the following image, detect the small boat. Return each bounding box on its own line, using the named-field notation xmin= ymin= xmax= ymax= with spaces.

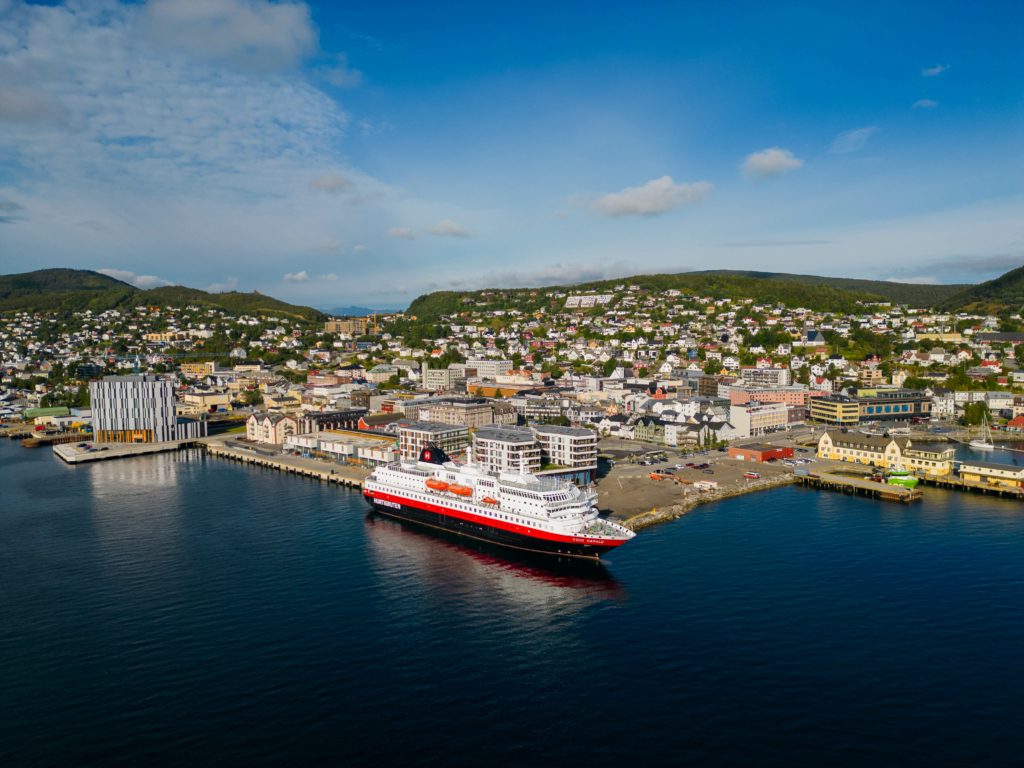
xmin=449 ymin=484 xmax=473 ymax=496
xmin=481 ymin=497 xmax=498 ymax=505
xmin=969 ymin=413 xmax=995 ymax=450
xmin=887 ymin=471 xmax=919 ymax=489
xmin=426 ymin=478 xmax=449 ymax=491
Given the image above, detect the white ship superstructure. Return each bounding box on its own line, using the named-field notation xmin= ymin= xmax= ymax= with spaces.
xmin=363 ymin=445 xmax=634 ymax=558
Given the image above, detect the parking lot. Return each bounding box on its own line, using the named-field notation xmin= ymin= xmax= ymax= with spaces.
xmin=595 ymin=441 xmax=808 ymax=520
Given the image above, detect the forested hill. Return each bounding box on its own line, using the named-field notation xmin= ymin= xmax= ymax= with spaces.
xmin=938 ymin=264 xmax=1024 ymax=311
xmin=407 ymin=272 xmax=886 ymax=321
xmin=0 ymin=269 xmax=327 ymax=322
xmin=689 ymin=270 xmax=969 ymax=306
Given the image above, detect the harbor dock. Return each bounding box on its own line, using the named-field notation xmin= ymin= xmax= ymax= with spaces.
xmin=796 ymin=470 xmax=922 ymax=503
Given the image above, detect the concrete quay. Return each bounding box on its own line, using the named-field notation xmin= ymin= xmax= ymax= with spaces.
xmin=202 ymin=435 xmax=370 ymax=489
xmin=54 ymin=439 xmax=197 ymax=464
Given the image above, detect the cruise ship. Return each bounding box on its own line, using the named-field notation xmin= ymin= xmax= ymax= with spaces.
xmin=362 ymin=444 xmax=636 ymax=559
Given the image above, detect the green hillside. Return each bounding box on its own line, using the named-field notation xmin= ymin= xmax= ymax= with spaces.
xmin=690 ymin=270 xmax=969 ymax=306
xmin=938 ymin=264 xmax=1024 ymax=311
xmin=407 ymin=272 xmax=888 ymax=321
xmin=0 ymin=268 xmax=327 ymax=322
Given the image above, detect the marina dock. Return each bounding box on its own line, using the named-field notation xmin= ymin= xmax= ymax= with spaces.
xmin=796 ymin=470 xmax=922 ymax=502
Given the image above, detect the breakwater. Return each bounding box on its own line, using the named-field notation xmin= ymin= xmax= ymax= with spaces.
xmin=625 ymin=472 xmax=796 ymax=530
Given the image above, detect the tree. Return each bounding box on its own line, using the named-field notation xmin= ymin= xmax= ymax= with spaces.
xmin=603 ymin=358 xmax=618 ymax=377
xmin=242 ymin=389 xmax=263 ymax=406
xmin=963 ymin=401 xmax=991 ymax=426
xmin=703 ymin=358 xmax=723 ymax=375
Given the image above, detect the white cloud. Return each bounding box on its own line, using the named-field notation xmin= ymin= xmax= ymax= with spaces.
xmin=206 ymin=276 xmax=239 ymax=293
xmin=424 ymin=219 xmax=471 ymax=237
xmin=387 ymin=227 xmax=418 ymax=239
xmin=590 ymin=176 xmax=711 ymax=217
xmin=0 ymin=87 xmax=65 ymax=123
xmin=913 ymin=99 xmax=938 ymax=108
xmin=309 ymin=173 xmax=353 ymax=194
xmin=97 ymin=268 xmax=174 ymax=289
xmin=284 ymin=270 xmax=310 ymax=282
xmin=922 ymin=64 xmax=949 ymax=77
xmin=318 ymin=273 xmax=338 ymax=281
xmin=365 ymin=284 xmax=408 ymax=295
xmin=741 ymin=148 xmax=804 ymax=180
xmin=353 ymin=245 xmax=367 ymax=253
xmin=553 ymin=210 xmax=570 ymax=219
xmin=142 ymin=0 xmax=317 ymax=73
xmin=885 ymin=276 xmax=939 ymax=285
xmin=309 ymin=238 xmax=342 ymax=254
xmin=829 ymin=126 xmax=877 ymax=154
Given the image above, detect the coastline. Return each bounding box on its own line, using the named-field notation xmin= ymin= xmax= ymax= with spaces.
xmin=623 ymin=472 xmax=796 ymax=531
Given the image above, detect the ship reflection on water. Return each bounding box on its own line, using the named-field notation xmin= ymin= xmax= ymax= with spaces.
xmin=363 ymin=510 xmax=626 ymax=605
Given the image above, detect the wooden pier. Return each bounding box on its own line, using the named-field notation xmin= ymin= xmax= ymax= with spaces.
xmin=796 ymin=471 xmax=922 ymax=503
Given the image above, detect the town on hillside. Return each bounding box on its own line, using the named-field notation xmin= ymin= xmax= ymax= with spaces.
xmin=4 ymin=283 xmax=1024 ymax=489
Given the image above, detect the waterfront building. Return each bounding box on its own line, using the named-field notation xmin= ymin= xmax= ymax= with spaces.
xmin=959 ymin=460 xmax=1024 ymax=490
xmin=816 ymin=430 xmax=908 ymax=468
xmin=473 ymin=426 xmax=542 ymax=474
xmin=728 ymin=443 xmax=794 ymax=462
xmin=420 ymin=397 xmax=494 ymax=429
xmin=247 ymin=413 xmax=300 ymax=444
xmin=90 ymin=374 xmax=206 ymax=443
xmin=397 ymin=421 xmax=470 ymax=460
xmin=809 ymin=395 xmax=861 ymax=425
xmin=730 ymin=402 xmax=788 ymax=439
xmin=531 ymin=424 xmax=599 ymax=483
xmin=853 ymin=389 xmax=932 ymax=421
xmin=284 ymin=431 xmax=400 ymax=467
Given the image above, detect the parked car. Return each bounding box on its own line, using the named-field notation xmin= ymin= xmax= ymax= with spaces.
xmin=703 ymin=469 xmax=714 ymax=474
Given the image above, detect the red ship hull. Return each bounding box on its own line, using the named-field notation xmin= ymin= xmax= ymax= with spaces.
xmin=364 ymin=488 xmax=627 ymax=559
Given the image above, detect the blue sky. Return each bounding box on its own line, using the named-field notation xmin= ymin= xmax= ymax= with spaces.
xmin=1 ymin=0 xmax=1022 ymax=309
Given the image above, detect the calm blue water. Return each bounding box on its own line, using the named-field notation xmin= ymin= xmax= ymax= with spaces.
xmin=3 ymin=439 xmax=1024 ymax=766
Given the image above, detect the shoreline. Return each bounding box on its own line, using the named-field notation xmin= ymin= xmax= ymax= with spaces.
xmin=622 ymin=472 xmax=796 ymax=531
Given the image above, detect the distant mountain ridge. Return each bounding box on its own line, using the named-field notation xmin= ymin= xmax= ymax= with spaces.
xmin=0 ymin=268 xmax=327 ymax=321
xmin=325 ymin=305 xmax=407 ymax=317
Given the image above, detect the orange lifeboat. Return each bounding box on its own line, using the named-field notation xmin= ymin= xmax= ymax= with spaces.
xmin=481 ymin=497 xmax=498 ymax=505
xmin=449 ymin=484 xmax=472 ymax=496
xmin=426 ymin=478 xmax=449 ymax=492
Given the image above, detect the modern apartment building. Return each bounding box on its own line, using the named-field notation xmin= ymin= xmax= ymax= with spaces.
xmin=472 ymin=426 xmax=542 ymax=474
xmin=531 ymin=425 xmax=598 ymax=483
xmin=397 ymin=421 xmax=470 ymax=460
xmin=325 ymin=317 xmax=369 ymax=335
xmin=466 ymin=358 xmax=513 ymax=379
xmin=729 ymin=385 xmax=811 ymax=407
xmin=730 ymin=402 xmax=788 ymax=439
xmin=180 ymin=361 xmax=221 ymax=379
xmin=739 ymin=366 xmax=792 ymax=387
xmin=90 ymin=374 xmax=206 ymax=443
xmin=809 ymin=395 xmax=861 ymax=425
xmin=421 ymin=398 xmax=495 ymax=428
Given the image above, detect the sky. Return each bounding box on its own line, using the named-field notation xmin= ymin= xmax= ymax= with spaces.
xmin=1 ymin=0 xmax=1022 ymax=310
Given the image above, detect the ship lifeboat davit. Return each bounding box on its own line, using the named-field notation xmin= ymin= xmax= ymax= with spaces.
xmin=449 ymin=484 xmax=473 ymax=496
xmin=481 ymin=497 xmax=498 ymax=505
xmin=426 ymin=478 xmax=449 ymax=492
